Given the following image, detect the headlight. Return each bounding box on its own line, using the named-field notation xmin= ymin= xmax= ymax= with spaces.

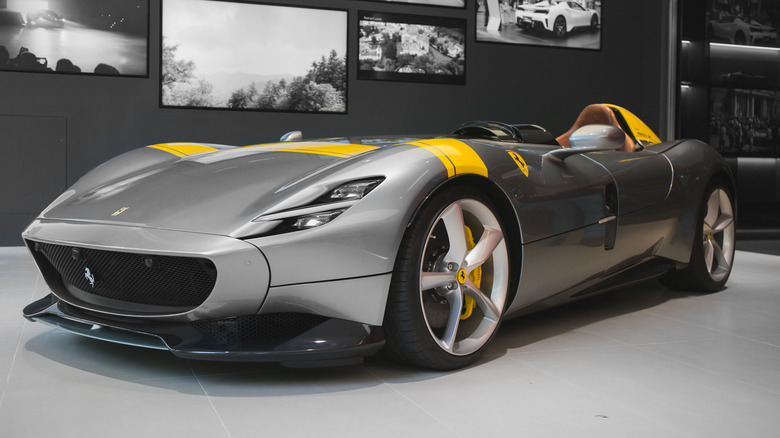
xmin=252 ymin=177 xmax=384 ymax=233
xmin=324 ymin=179 xmax=382 ymax=201
xmin=292 ymin=208 xmax=348 ymax=230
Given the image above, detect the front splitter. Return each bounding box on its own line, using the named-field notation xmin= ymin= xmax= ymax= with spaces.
xmin=23 ymin=294 xmax=386 ymax=368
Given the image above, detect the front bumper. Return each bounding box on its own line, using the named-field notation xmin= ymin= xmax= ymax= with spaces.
xmin=24 ymin=294 xmax=385 ymax=367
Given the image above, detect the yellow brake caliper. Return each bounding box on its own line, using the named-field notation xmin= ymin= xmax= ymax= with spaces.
xmin=460 ymin=226 xmax=481 ymax=320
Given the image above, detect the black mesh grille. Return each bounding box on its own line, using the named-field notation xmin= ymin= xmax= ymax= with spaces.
xmin=34 ymin=242 xmax=217 ymax=307
xmin=191 ymin=313 xmax=328 ymax=349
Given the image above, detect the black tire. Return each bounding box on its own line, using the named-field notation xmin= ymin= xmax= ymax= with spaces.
xmin=553 ymin=16 xmax=567 ymax=38
xmin=591 ymin=14 xmax=598 ymax=29
xmin=661 ymin=180 xmax=736 ymax=292
xmin=383 ymin=186 xmax=511 ymax=370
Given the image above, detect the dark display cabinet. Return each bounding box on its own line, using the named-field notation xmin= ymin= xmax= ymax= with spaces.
xmin=679 ymin=0 xmax=780 ymax=231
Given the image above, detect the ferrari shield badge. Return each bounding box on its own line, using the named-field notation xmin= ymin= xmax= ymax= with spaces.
xmin=507 ymin=151 xmax=529 ymax=177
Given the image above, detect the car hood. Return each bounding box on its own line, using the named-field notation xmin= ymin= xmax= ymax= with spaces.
xmin=41 ymin=142 xmax=384 ymax=236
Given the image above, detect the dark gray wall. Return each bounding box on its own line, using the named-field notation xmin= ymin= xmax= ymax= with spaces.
xmin=0 ymin=0 xmax=669 ymax=245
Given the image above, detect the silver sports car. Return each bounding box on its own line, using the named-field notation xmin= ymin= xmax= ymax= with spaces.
xmin=22 ymin=104 xmax=736 ymax=370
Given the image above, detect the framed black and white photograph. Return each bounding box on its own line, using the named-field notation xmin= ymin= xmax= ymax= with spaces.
xmin=476 ymin=1 xmax=602 ymax=51
xmin=361 ymin=0 xmax=466 ymax=8
xmin=358 ymin=11 xmax=466 ymax=85
xmin=161 ymin=0 xmax=347 ymax=114
xmin=709 ymin=87 xmax=780 ymax=158
xmin=0 ymin=0 xmax=148 ymax=76
xmin=706 ymin=0 xmax=780 ymax=48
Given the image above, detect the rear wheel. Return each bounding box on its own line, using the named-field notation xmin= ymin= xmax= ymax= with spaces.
xmin=662 ymin=181 xmax=735 ymax=292
xmin=383 ymin=187 xmax=510 ymax=370
xmin=591 ymin=14 xmax=598 ymax=29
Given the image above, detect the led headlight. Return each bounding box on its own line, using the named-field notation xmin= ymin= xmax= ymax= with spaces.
xmin=292 ymin=208 xmax=348 ymax=230
xmin=252 ymin=177 xmax=384 ymax=234
xmin=326 ymin=179 xmax=382 ymax=201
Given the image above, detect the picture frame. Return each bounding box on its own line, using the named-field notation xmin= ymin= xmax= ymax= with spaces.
xmin=359 ymin=0 xmax=466 ymax=9
xmin=476 ymin=0 xmax=602 ymax=51
xmin=358 ymin=10 xmax=466 ymax=85
xmin=709 ymin=87 xmax=780 ymax=158
xmin=161 ymin=0 xmax=348 ymax=114
xmin=706 ymin=0 xmax=780 ymax=48
xmin=0 ymin=0 xmax=149 ymax=77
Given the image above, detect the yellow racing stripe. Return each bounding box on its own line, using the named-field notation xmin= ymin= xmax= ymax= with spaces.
xmin=603 ymin=104 xmax=662 ymax=145
xmin=249 ymin=142 xmax=379 ymax=158
xmin=148 ymin=143 xmax=220 ymax=157
xmin=409 ymin=139 xmax=488 ymax=178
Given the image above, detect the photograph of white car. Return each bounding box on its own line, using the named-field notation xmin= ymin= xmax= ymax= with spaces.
xmin=706 ymin=0 xmax=779 ymax=47
xmin=516 ymin=0 xmax=599 ymax=38
xmin=477 ymin=0 xmax=601 ymax=50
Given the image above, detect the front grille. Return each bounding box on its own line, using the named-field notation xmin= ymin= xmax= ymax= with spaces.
xmin=33 ymin=242 xmax=217 ymax=308
xmin=191 ymin=313 xmax=328 ymax=349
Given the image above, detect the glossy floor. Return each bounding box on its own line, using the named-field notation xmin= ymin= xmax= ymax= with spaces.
xmin=1 ymin=247 xmax=778 ymax=438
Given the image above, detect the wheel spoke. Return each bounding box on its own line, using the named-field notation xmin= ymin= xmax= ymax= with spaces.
xmin=464 ymin=228 xmax=504 ymax=271
xmin=712 ymin=213 xmax=734 ymax=233
xmin=711 ymin=239 xmax=730 ymax=273
xmin=703 ymin=190 xmax=721 ymax=231
xmin=420 ymin=272 xmax=457 ymax=291
xmin=703 ymin=237 xmax=715 ymax=273
xmin=439 ymin=202 xmax=468 ymax=265
xmin=438 ymin=289 xmax=463 ymax=352
xmin=464 ymin=280 xmax=501 ymax=322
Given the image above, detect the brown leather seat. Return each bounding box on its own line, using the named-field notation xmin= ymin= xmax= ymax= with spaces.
xmin=556 ymin=104 xmax=635 ymax=152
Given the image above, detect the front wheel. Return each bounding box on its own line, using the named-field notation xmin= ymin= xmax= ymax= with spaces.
xmin=553 ymin=16 xmax=567 ymax=38
xmin=661 ymin=181 xmax=736 ymax=292
xmin=383 ymin=187 xmax=511 ymax=370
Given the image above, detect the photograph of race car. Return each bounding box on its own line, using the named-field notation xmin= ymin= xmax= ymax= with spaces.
xmin=477 ymin=0 xmax=601 ymax=50
xmin=706 ymin=0 xmax=779 ymax=47
xmin=26 ymin=10 xmax=65 ymax=28
xmin=708 ymin=13 xmax=777 ymax=46
xmin=516 ymin=0 xmax=599 ymax=38
xmin=21 ymin=104 xmax=736 ymax=370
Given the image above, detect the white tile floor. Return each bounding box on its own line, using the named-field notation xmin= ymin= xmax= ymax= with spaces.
xmin=1 ymin=246 xmax=779 ymax=438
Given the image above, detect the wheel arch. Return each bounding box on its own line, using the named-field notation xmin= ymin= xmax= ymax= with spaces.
xmin=553 ymin=14 xmax=567 ymax=33
xmin=405 ymin=175 xmax=523 ymax=310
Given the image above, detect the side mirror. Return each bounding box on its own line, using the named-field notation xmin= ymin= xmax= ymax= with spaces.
xmin=545 ymin=124 xmax=626 ymax=163
xmin=280 ymin=131 xmax=303 ymax=142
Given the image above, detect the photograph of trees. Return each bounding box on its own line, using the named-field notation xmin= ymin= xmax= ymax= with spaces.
xmin=358 ymin=11 xmax=466 ymax=84
xmin=161 ymin=0 xmax=347 ymax=113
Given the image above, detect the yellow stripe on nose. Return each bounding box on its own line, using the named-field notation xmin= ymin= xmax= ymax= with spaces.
xmin=148 ymin=143 xmax=219 ymax=157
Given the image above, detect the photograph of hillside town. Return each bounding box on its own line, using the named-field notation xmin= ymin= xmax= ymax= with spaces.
xmin=359 ymin=12 xmax=465 ymax=84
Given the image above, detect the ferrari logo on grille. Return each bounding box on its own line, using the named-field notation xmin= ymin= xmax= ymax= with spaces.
xmin=112 ymin=207 xmax=129 ymax=217
xmin=84 ymin=267 xmax=96 ymax=288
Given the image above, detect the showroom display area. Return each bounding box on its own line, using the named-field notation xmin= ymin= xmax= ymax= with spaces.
xmin=1 ymin=246 xmax=779 ymax=437
xmin=0 ymin=0 xmax=674 ymax=246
